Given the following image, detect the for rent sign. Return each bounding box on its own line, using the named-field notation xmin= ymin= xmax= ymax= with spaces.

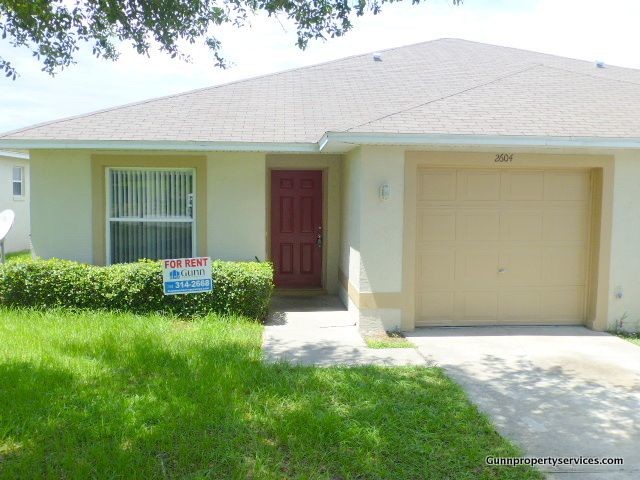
xmin=162 ymin=257 xmax=213 ymax=295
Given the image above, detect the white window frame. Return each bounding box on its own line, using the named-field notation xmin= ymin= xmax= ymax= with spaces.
xmin=105 ymin=167 xmax=197 ymax=265
xmin=12 ymin=166 xmax=25 ymax=200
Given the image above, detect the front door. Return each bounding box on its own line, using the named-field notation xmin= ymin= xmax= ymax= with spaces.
xmin=271 ymin=170 xmax=323 ymax=288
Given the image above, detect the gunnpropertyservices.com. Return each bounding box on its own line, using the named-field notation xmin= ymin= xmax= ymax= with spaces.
xmin=486 ymin=456 xmax=624 ymax=468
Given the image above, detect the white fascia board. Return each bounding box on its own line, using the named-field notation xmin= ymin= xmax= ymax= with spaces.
xmin=320 ymin=132 xmax=640 ymax=150
xmin=0 ymin=149 xmax=29 ymax=159
xmin=0 ymin=139 xmax=320 ymax=153
xmin=6 ymin=133 xmax=640 ymax=155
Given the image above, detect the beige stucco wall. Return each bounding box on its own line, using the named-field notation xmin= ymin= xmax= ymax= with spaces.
xmin=0 ymin=156 xmax=30 ymax=253
xmin=339 ymin=148 xmax=361 ymax=320
xmin=339 ymin=146 xmax=405 ymax=331
xmin=207 ymin=152 xmax=266 ymax=261
xmin=608 ymin=151 xmax=640 ymax=331
xmin=358 ymin=146 xmax=405 ymax=293
xmin=30 ymin=150 xmax=93 ymax=262
xmin=340 ymin=148 xmax=362 ymax=290
xmin=356 ymin=146 xmax=405 ymax=330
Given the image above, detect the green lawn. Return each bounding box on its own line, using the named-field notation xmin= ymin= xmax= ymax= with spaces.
xmin=614 ymin=331 xmax=640 ymax=346
xmin=365 ymin=331 xmax=415 ymax=349
xmin=0 ymin=309 xmax=540 ymax=479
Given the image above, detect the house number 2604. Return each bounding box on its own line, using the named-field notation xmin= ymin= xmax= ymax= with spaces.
xmin=494 ymin=153 xmax=514 ymax=163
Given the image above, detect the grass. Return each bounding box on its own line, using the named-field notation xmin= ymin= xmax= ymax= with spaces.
xmin=612 ymin=331 xmax=640 ymax=346
xmin=365 ymin=330 xmax=415 ymax=349
xmin=4 ymin=250 xmax=31 ymax=262
xmin=0 ymin=308 xmax=540 ymax=479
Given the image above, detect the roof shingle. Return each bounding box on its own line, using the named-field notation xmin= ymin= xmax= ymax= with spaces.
xmin=3 ymin=38 xmax=640 ymax=143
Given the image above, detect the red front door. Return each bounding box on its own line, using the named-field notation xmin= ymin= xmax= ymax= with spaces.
xmin=271 ymin=170 xmax=323 ymax=288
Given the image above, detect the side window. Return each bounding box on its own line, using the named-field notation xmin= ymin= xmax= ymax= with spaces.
xmin=12 ymin=166 xmax=24 ymax=198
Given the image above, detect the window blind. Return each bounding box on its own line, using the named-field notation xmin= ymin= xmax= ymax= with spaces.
xmin=108 ymin=169 xmax=194 ymax=264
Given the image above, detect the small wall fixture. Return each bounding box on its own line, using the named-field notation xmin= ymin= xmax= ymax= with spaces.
xmin=379 ymin=183 xmax=390 ymax=201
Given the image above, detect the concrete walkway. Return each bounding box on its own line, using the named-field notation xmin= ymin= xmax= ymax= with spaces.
xmin=263 ymin=296 xmax=424 ymax=366
xmin=407 ymin=326 xmax=640 ymax=479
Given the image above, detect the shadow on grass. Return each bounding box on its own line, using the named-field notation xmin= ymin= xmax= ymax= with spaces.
xmin=0 ymin=320 xmax=540 ymax=479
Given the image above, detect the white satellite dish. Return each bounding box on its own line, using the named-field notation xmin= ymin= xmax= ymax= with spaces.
xmin=0 ymin=209 xmax=15 ymax=263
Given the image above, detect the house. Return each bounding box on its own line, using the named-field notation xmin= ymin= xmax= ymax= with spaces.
xmin=2 ymin=38 xmax=640 ymax=332
xmin=0 ymin=149 xmax=30 ymax=253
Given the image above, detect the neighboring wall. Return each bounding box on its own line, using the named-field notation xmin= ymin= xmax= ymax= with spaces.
xmin=0 ymin=155 xmax=30 ymax=253
xmin=608 ymin=151 xmax=640 ymax=331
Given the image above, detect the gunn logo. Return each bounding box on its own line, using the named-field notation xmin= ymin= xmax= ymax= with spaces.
xmin=162 ymin=257 xmax=213 ymax=295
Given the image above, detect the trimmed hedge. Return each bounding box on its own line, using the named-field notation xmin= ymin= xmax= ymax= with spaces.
xmin=0 ymin=259 xmax=273 ymax=319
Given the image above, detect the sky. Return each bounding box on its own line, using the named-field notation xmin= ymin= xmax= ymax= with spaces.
xmin=2 ymin=0 xmax=640 ymax=133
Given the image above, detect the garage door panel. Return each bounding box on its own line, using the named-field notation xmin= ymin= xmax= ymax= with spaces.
xmin=501 ymin=211 xmax=544 ymax=241
xmin=544 ymin=172 xmax=590 ymax=201
xmin=419 ymin=170 xmax=457 ymax=201
xmin=500 ymin=247 xmax=543 ymax=285
xmin=416 ymin=167 xmax=590 ymax=326
xmin=417 ymin=291 xmax=454 ymax=319
xmin=417 ymin=250 xmax=455 ymax=288
xmin=460 ymin=291 xmax=499 ymax=319
xmin=459 ymin=170 xmax=501 ymax=201
xmin=457 ymin=250 xmax=500 ymax=287
xmin=457 ymin=212 xmax=500 ymax=241
xmin=543 ymin=210 xmax=589 ymax=242
xmin=499 ymin=291 xmax=541 ymax=319
xmin=418 ymin=211 xmax=456 ymax=242
xmin=503 ymin=171 xmax=545 ymax=201
xmin=543 ymin=247 xmax=587 ymax=284
xmin=540 ymin=287 xmax=585 ymax=320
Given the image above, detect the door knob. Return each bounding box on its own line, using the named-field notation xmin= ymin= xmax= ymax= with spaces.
xmin=316 ymin=229 xmax=322 ymax=248
xmin=498 ymin=268 xmax=507 ymax=273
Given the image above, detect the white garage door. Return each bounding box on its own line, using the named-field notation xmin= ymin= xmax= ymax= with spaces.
xmin=415 ymin=168 xmax=592 ymax=326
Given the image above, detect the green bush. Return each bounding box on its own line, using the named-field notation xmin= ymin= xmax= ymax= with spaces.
xmin=0 ymin=259 xmax=273 ymax=319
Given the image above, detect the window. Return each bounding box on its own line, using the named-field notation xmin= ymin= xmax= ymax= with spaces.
xmin=12 ymin=166 xmax=24 ymax=197
xmin=107 ymin=168 xmax=195 ymax=264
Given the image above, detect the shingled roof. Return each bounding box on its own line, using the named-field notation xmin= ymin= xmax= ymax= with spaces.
xmin=3 ymin=38 xmax=640 ymax=146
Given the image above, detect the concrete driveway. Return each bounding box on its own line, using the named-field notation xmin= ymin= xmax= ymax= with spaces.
xmin=407 ymin=326 xmax=640 ymax=479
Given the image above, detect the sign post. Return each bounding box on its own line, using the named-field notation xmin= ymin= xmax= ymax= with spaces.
xmin=162 ymin=257 xmax=213 ymax=295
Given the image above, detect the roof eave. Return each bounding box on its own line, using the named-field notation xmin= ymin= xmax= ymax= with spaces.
xmin=320 ymin=132 xmax=640 ymax=151
xmin=0 ymin=149 xmax=29 ymax=159
xmin=4 ymin=133 xmax=640 ymax=155
xmin=0 ymin=139 xmax=320 ymax=154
